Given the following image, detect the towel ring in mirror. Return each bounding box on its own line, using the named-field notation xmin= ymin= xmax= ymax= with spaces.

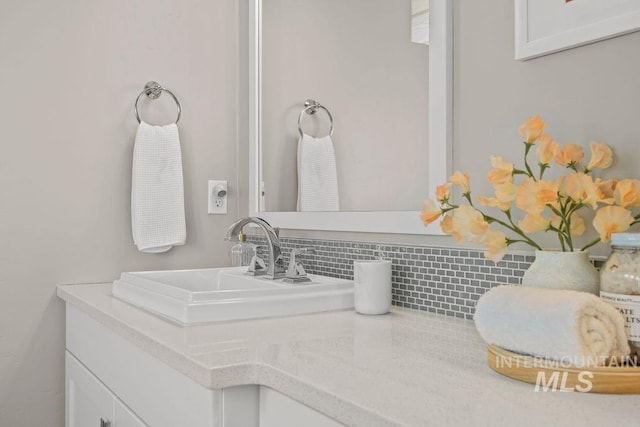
xmin=297 ymin=99 xmax=334 ymax=137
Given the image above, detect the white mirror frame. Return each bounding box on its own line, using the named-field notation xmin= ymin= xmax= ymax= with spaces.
xmin=249 ymin=0 xmax=452 ymax=234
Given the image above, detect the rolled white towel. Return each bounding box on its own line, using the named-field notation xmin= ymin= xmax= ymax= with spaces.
xmin=474 ymin=285 xmax=630 ymax=367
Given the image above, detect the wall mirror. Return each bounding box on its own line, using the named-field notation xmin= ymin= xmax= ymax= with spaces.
xmin=249 ymin=0 xmax=452 ymax=234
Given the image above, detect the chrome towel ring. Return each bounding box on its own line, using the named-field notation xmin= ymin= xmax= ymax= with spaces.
xmin=134 ymin=81 xmax=182 ymax=124
xmin=297 ymin=99 xmax=334 ymax=137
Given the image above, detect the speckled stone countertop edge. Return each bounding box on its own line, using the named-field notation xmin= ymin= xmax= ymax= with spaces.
xmin=56 ymin=283 xmax=402 ymax=427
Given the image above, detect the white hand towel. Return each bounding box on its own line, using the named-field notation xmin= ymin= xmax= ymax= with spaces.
xmin=297 ymin=133 xmax=339 ymax=211
xmin=131 ymin=121 xmax=186 ymax=253
xmin=474 ymin=285 xmax=630 ymax=367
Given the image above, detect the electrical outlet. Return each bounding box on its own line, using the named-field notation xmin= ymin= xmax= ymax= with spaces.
xmin=208 ymin=180 xmax=228 ymax=214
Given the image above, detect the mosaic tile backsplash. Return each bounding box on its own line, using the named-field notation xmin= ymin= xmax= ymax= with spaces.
xmin=247 ymin=236 xmax=535 ymax=320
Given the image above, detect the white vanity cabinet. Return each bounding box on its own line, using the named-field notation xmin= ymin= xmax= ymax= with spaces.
xmin=65 ymin=304 xmax=225 ymax=427
xmin=114 ymin=399 xmax=147 ymax=427
xmin=66 ymin=352 xmax=145 ymax=426
xmin=259 ymin=387 xmax=344 ymax=427
xmin=64 ymin=304 xmax=344 ymax=427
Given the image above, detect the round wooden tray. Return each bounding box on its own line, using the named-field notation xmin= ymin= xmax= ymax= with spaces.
xmin=487 ymin=345 xmax=640 ymax=394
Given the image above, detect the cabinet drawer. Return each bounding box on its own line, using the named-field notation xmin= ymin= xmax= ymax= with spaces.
xmin=66 ymin=305 xmax=221 ymax=427
xmin=66 ymin=351 xmax=113 ymax=427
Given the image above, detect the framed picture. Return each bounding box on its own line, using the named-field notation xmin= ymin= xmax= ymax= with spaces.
xmin=515 ymin=0 xmax=640 ymax=61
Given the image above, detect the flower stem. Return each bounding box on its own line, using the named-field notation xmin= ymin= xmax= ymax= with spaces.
xmin=523 ymin=143 xmax=535 ymax=179
xmin=548 ymin=225 xmax=567 ymax=251
xmin=563 ymin=202 xmax=574 ymax=251
xmin=548 ymin=203 xmax=572 ymax=250
xmin=538 ymin=163 xmax=549 ymax=180
xmin=581 ymin=238 xmax=600 ymax=251
xmin=629 ymin=213 xmax=640 ymax=227
xmin=558 ymin=232 xmax=567 ymax=251
xmin=484 ymin=211 xmax=542 ymax=250
xmin=504 ymin=209 xmax=520 ymax=231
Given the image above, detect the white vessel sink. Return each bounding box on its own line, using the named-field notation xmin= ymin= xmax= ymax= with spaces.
xmin=112 ymin=267 xmax=354 ymax=324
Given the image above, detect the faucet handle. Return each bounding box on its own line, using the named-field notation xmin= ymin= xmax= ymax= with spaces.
xmin=283 ymin=247 xmax=315 ymax=284
xmin=247 ymin=246 xmax=267 ymax=276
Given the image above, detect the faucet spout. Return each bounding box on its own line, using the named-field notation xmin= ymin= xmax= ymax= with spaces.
xmin=225 ymin=217 xmax=285 ymax=279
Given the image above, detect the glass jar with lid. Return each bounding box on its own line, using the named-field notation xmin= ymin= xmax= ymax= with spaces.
xmin=230 ymin=232 xmax=255 ymax=267
xmin=600 ymin=233 xmax=640 ymax=356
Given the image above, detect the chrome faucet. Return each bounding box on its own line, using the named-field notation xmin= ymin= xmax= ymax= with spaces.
xmin=225 ymin=217 xmax=285 ymax=279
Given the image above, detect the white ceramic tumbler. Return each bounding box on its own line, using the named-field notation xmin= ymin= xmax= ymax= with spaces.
xmin=353 ymin=259 xmax=392 ymax=315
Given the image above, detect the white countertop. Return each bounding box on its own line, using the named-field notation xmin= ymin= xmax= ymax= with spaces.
xmin=57 ymin=283 xmax=640 ymax=427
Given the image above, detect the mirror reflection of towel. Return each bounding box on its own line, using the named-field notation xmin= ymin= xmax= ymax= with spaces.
xmin=297 ymin=133 xmax=339 ymax=212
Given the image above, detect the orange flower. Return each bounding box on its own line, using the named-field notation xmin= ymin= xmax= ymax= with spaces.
xmin=518 ymin=213 xmax=550 ymax=233
xmin=487 ymin=156 xmax=514 ymax=185
xmin=420 ymin=199 xmax=442 ymax=226
xmin=537 ymin=180 xmax=560 ymax=204
xmin=494 ymin=182 xmax=518 ymax=205
xmin=477 ymin=196 xmax=505 ymax=211
xmin=555 ymin=143 xmax=584 ymax=167
xmin=550 ymin=212 xmax=586 ymax=236
xmin=435 ymin=183 xmax=451 ymax=203
xmin=516 ymin=178 xmax=559 ymax=214
xmin=560 ymin=173 xmax=602 ymax=209
xmin=535 ymin=133 xmax=559 ymax=165
xmin=586 ymin=141 xmax=613 ymax=171
xmin=518 ymin=115 xmax=546 ymax=144
xmin=440 ymin=214 xmax=454 ymax=234
xmin=482 ymin=230 xmax=508 ymax=263
xmin=596 ymin=178 xmax=618 ymax=204
xmin=478 ymin=182 xmax=518 ymax=211
xmin=516 ymin=178 xmax=538 ymax=213
xmin=449 ymin=205 xmax=489 ymax=243
xmin=593 ymin=206 xmax=634 ymax=242
xmin=613 ymin=179 xmax=640 ymax=208
xmin=449 ymin=171 xmax=470 ymax=193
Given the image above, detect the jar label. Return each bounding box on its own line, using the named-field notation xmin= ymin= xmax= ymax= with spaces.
xmin=600 ymin=291 xmax=640 ymax=342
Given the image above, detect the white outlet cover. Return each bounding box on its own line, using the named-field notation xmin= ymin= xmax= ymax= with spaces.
xmin=208 ymin=180 xmax=227 ymax=214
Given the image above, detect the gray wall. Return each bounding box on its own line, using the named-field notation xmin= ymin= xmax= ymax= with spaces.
xmin=254 ymin=0 xmax=640 ymax=257
xmin=0 ymin=1 xmax=241 ymax=425
xmin=261 ymin=0 xmax=429 ymax=212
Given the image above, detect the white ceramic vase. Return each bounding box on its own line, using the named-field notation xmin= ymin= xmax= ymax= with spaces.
xmin=521 ymin=250 xmax=599 ymax=295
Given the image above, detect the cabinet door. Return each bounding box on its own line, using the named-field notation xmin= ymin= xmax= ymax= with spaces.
xmin=115 ymin=400 xmax=147 ymax=427
xmin=66 ymin=351 xmax=113 ymax=427
xmin=259 ymin=387 xmax=345 ymax=427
